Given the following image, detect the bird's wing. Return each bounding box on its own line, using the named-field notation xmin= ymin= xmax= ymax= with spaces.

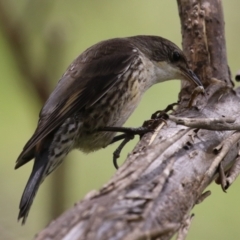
xmin=16 ymin=39 xmax=140 ymax=168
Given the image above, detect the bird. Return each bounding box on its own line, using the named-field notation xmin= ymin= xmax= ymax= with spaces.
xmin=15 ymin=35 xmax=203 ymax=224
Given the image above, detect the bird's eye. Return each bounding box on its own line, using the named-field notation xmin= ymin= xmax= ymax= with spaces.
xmin=172 ymin=51 xmax=180 ymax=62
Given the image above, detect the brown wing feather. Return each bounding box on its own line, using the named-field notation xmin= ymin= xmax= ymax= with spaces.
xmin=16 ymin=38 xmax=139 ymax=169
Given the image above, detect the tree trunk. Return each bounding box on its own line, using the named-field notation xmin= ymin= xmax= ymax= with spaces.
xmin=35 ymin=0 xmax=240 ymax=239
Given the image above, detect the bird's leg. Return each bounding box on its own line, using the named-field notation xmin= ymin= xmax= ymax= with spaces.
xmin=112 ymin=134 xmax=134 ymax=169
xmin=99 ymin=116 xmax=168 ymax=169
xmin=99 ymin=101 xmax=183 ymax=166
xmin=99 ymin=126 xmax=153 ymax=169
xmin=109 ymin=133 xmax=136 ymax=168
xmin=110 ymin=133 xmax=130 ymax=145
xmin=98 ymin=126 xmax=151 ymax=136
xmin=111 ymin=121 xmax=170 ymax=168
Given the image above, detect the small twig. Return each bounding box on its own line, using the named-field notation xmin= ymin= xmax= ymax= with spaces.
xmin=176 ymin=214 xmax=195 ymax=240
xmin=169 ymin=115 xmax=239 ymax=131
xmin=198 ymin=131 xmax=240 ymax=192
xmin=196 ymin=191 xmax=211 ymax=204
xmin=218 ymin=163 xmax=227 ymax=192
xmin=225 ymin=155 xmax=240 ymax=189
xmin=148 ymin=121 xmax=167 ymax=145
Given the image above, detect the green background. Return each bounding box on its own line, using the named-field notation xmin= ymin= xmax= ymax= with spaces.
xmin=1 ymin=1 xmax=240 ymax=239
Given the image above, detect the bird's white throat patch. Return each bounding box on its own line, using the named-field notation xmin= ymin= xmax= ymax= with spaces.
xmin=140 ymin=56 xmax=181 ymax=90
xmin=153 ymin=61 xmax=181 ymax=83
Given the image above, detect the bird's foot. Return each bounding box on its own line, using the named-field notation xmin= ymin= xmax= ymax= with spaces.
xmin=98 ymin=118 xmax=167 ymax=169
xmin=112 ymin=134 xmax=134 ymax=169
xmin=99 ymin=126 xmax=154 ymax=169
xmin=99 ymin=126 xmax=152 ymax=137
xmin=151 ymin=102 xmax=178 ymax=120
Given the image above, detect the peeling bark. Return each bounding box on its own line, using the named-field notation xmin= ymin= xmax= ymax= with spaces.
xmin=178 ymin=0 xmax=230 ymax=85
xmin=35 ymin=1 xmax=240 ymax=239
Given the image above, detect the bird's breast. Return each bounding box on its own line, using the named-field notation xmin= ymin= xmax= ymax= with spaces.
xmin=74 ymin=67 xmax=147 ymax=152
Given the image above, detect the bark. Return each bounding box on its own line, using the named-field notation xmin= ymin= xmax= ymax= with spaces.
xmin=35 ymin=1 xmax=240 ymax=239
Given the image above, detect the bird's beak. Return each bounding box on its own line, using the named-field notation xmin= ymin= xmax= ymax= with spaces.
xmin=181 ymin=69 xmax=203 ymax=87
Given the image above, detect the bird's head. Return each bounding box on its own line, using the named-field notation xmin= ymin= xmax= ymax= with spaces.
xmin=131 ymin=36 xmax=203 ymax=87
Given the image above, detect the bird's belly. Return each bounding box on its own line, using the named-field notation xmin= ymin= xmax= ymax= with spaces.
xmin=75 ymin=84 xmax=142 ymax=152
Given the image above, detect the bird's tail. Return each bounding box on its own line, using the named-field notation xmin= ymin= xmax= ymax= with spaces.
xmin=18 ymin=150 xmax=49 ymax=224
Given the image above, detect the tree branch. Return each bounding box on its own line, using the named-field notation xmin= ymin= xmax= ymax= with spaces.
xmin=0 ymin=0 xmax=68 ymax=221
xmin=0 ymin=0 xmax=50 ymax=102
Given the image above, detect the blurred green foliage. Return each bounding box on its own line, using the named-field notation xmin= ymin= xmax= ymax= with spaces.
xmin=0 ymin=0 xmax=240 ymax=239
